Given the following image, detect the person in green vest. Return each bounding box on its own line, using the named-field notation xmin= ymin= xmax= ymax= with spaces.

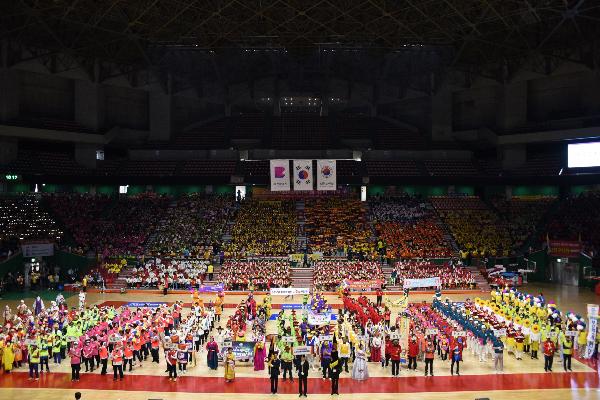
xmin=281 ymin=345 xmax=294 ymax=382
xmin=562 ymin=336 xmax=573 ymax=371
xmin=61 ymin=330 xmax=68 ymax=359
xmin=39 ymin=338 xmax=50 ymax=372
xmin=29 ymin=343 xmax=40 ymax=380
xmin=52 ymin=333 xmax=62 ymax=364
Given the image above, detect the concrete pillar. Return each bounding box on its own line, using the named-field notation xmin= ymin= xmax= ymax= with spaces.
xmin=75 ymin=143 xmax=99 ymax=169
xmin=431 ymin=89 xmax=453 ymax=141
xmin=149 ymin=92 xmax=172 ymax=141
xmin=0 ymin=137 xmax=18 ymax=164
xmin=0 ymin=69 xmax=20 ymax=122
xmin=74 ymin=81 xmax=105 ymax=132
xmin=496 ymin=80 xmax=527 ymax=131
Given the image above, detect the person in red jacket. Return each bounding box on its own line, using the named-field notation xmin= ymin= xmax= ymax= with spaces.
xmin=389 ymin=339 xmax=402 ymax=377
xmin=376 ymin=289 xmax=383 ymax=307
xmin=424 ymin=340 xmax=435 ymax=376
xmin=543 ymin=338 xmax=556 ymax=372
xmin=166 ymin=347 xmax=178 ymax=381
xmin=408 ymin=336 xmax=419 ymax=370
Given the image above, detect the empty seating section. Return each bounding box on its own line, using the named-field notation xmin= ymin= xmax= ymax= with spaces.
xmin=242 ymin=160 xmax=269 ymax=177
xmin=424 ymin=159 xmax=479 ymax=176
xmin=512 ymin=153 xmax=563 ymax=176
xmin=271 ymin=114 xmax=330 ymax=149
xmin=180 ymin=160 xmax=236 ymax=176
xmin=431 ymin=196 xmax=512 ymax=257
xmin=336 ymin=160 xmax=361 ymax=176
xmin=171 ymin=119 xmax=228 ymax=149
xmin=365 ymin=160 xmax=421 ymax=176
xmin=232 ymin=114 xmax=265 ymax=139
xmin=375 ymin=120 xmax=425 ymax=149
xmin=333 ymin=115 xmax=372 ymax=139
xmin=0 ymin=150 xmax=41 ymax=175
xmin=38 ymin=151 xmax=87 ymax=175
xmin=121 ymin=160 xmax=177 ymax=176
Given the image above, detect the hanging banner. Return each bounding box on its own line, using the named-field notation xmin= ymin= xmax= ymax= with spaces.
xmin=548 ymin=240 xmax=582 ymax=257
xmin=270 ymin=287 xmax=310 ymax=296
xmin=198 ymin=283 xmax=225 ymax=293
xmin=584 ymin=304 xmax=599 ymax=359
xmin=342 ymin=279 xmax=384 ymax=290
xmin=403 ymin=277 xmax=441 ymax=289
xmin=22 ymin=242 xmax=54 ymax=257
xmin=270 ymin=159 xmax=290 ymax=191
xmin=293 ymin=160 xmax=313 ymax=190
xmin=316 ymin=160 xmax=336 ymax=191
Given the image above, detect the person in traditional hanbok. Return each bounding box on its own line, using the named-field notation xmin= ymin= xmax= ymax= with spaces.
xmin=351 ymin=344 xmax=369 ymax=380
xmin=253 ymin=341 xmax=266 ymax=371
xmin=2 ymin=341 xmax=15 ymax=372
xmin=224 ymin=347 xmax=235 ymax=382
xmin=206 ymin=337 xmax=219 ymax=370
xmin=370 ymin=332 xmax=382 ymax=363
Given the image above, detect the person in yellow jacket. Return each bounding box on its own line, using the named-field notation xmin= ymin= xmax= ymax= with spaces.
xmin=577 ymin=330 xmax=588 ymax=358
xmin=2 ymin=341 xmax=15 ymax=372
xmin=28 ymin=344 xmax=40 ymax=380
xmin=562 ymin=336 xmax=574 ymax=371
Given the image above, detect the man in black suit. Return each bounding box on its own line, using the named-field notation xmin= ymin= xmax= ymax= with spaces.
xmin=330 ymin=350 xmax=341 ymax=395
xmin=269 ymin=352 xmax=281 ymax=394
xmin=297 ymin=355 xmax=309 ymax=397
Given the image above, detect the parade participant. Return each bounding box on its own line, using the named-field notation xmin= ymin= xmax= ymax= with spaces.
xmin=28 ymin=343 xmax=40 ymax=380
xmin=165 ymin=345 xmax=178 ymax=381
xmin=424 ymin=339 xmax=435 ymax=376
xmin=2 ymin=340 xmax=15 ymax=373
xmin=268 ymin=352 xmax=281 ymax=394
xmin=530 ymin=325 xmax=541 ymax=359
xmin=52 ymin=333 xmax=62 ymax=364
xmin=562 ymin=336 xmax=573 ymax=371
xmin=177 ymin=343 xmax=188 ymax=373
xmin=450 ymin=338 xmax=463 ymax=376
xmin=39 ymin=337 xmax=50 ymax=372
xmin=254 ymin=340 xmax=266 ymax=371
xmin=110 ymin=345 xmax=124 ymax=381
xmin=351 ymin=343 xmax=369 ymax=381
xmin=407 ymin=335 xmax=419 ymax=370
xmin=297 ymin=354 xmax=309 ymax=397
xmin=321 ymin=340 xmax=332 ymax=379
xmin=123 ymin=340 xmax=134 ymax=372
xmin=151 ymin=334 xmax=160 ymax=363
xmin=493 ymin=340 xmax=504 ymax=373
xmin=389 ymin=339 xmax=401 ymax=377
xmin=224 ymin=347 xmax=235 ymax=382
xmin=330 ymin=350 xmax=341 ymax=396
xmin=82 ymin=339 xmax=94 ymax=372
xmin=281 ymin=345 xmax=294 ymax=381
xmin=69 ymin=344 xmax=81 ymax=382
xmin=99 ymin=342 xmax=108 ymax=375
xmin=543 ymin=337 xmax=556 ymax=372
xmin=440 ymin=334 xmax=449 ymax=361
xmin=206 ymin=336 xmax=219 ymax=370
xmin=370 ymin=331 xmax=383 ymax=363
xmin=339 ymin=339 xmax=351 ymax=373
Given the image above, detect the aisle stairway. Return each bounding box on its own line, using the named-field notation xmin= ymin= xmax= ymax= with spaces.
xmin=465 ymin=265 xmax=491 ymax=292
xmin=291 ymin=266 xmax=313 ymax=289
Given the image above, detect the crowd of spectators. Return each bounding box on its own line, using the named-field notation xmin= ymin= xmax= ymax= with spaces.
xmin=490 ymin=196 xmax=555 ymax=251
xmin=391 ymin=260 xmax=476 ymax=290
xmin=369 ymin=197 xmax=454 ymax=258
xmin=224 ymin=200 xmax=297 ymax=257
xmin=0 ymin=196 xmax=63 ymax=258
xmin=313 ymin=260 xmax=383 ymax=290
xmin=219 ymin=259 xmax=291 ymax=290
xmin=147 ymin=194 xmax=234 ymax=258
xmin=546 ymin=191 xmax=600 ymax=256
xmin=305 ymin=198 xmax=375 ymax=257
xmin=431 ymin=196 xmax=512 ymax=257
xmin=46 ymin=193 xmax=171 ymax=258
xmin=127 ymin=258 xmax=209 ymax=289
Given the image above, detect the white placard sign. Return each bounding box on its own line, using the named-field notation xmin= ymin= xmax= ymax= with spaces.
xmin=308 ymin=313 xmax=331 ymax=326
xmin=426 ymin=329 xmax=439 ymax=335
xmin=565 ymin=331 xmax=578 ymax=337
xmin=319 ymin=335 xmax=333 ymax=341
xmin=282 ymin=336 xmax=295 ymax=343
xmin=293 ymin=346 xmax=311 ymax=356
xmin=452 ymin=331 xmax=465 ymax=337
xmin=270 ymin=287 xmax=310 ymax=296
xmin=494 ymin=329 xmax=507 ymax=337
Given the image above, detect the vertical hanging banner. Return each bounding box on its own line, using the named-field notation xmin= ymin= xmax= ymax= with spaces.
xmin=270 ymin=159 xmax=290 ymax=191
xmin=293 ymin=160 xmax=313 ymax=190
xmin=317 ymin=160 xmax=336 ymax=191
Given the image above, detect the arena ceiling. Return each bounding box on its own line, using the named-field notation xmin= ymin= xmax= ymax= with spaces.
xmin=2 ymin=0 xmax=600 ymax=94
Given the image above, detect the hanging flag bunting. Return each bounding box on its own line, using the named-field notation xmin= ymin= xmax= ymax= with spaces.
xmin=270 ymin=159 xmax=290 ymax=191
xmin=317 ymin=159 xmax=336 ymax=191
xmin=293 ymin=159 xmax=313 ymax=190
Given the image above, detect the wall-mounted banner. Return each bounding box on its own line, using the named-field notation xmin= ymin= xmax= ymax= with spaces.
xmin=293 ymin=159 xmax=313 ymax=190
xmin=403 ymin=277 xmax=441 ymax=289
xmin=342 ymin=279 xmax=384 ymax=290
xmin=270 ymin=287 xmax=310 ymax=296
xmin=317 ymin=160 xmax=336 ymax=191
xmin=270 ymin=159 xmax=290 ymax=191
xmin=198 ymin=283 xmax=225 ymax=293
xmin=126 ymin=302 xmax=166 ymax=308
xmin=22 ymin=242 xmax=54 ymax=257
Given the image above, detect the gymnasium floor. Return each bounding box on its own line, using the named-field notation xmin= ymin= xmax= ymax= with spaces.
xmin=1 ymin=283 xmax=598 ymax=400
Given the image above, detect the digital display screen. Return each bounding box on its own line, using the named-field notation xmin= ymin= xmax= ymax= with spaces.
xmin=568 ymin=142 xmax=600 ymax=168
